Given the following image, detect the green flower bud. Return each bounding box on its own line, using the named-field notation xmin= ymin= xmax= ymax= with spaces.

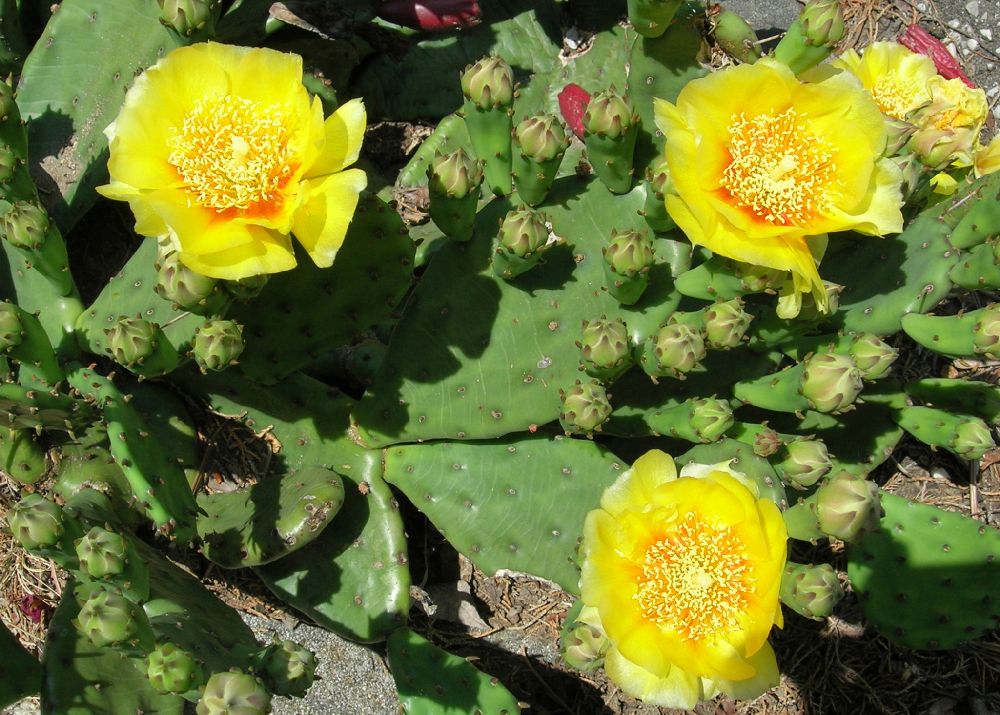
xmin=0 ymin=81 xmax=15 ymax=123
xmin=578 ymin=316 xmax=631 ymax=378
xmin=952 ymin=417 xmax=995 ymax=461
xmin=105 ymin=317 xmax=160 ymax=366
xmin=192 ymin=319 xmax=245 ymax=372
xmin=711 ymin=6 xmax=762 ymax=64
xmin=76 ymin=588 xmax=144 ymax=648
xmin=689 ymin=398 xmax=734 ymax=442
xmin=148 ymin=642 xmax=204 ymax=694
xmin=498 ymin=209 xmax=549 ymax=258
xmin=973 ymin=304 xmax=1000 ymax=359
xmin=703 ymin=298 xmax=752 ymax=349
xmin=559 ymin=380 xmax=612 ymax=435
xmin=155 ymin=250 xmax=221 ymax=311
xmin=797 ymin=281 xmax=843 ymax=321
xmin=225 ymin=274 xmax=269 ymax=301
xmin=603 ymin=229 xmax=654 ymax=279
xmin=800 ymin=0 xmax=845 ymax=47
xmin=0 ymin=144 xmax=19 ymax=183
xmin=158 ymin=0 xmax=215 ymax=36
xmin=752 ymin=426 xmax=783 ymax=458
xmin=427 ymin=148 xmax=483 ymax=200
xmin=651 ymin=322 xmax=705 ymax=376
xmin=848 ymin=333 xmax=898 ymax=380
xmin=75 ymin=527 xmax=127 ymax=579
xmin=777 ymin=438 xmax=831 ymax=489
xmin=0 ymin=302 xmax=23 ymax=351
xmin=514 ymin=114 xmax=569 ymax=162
xmin=2 ymin=201 xmax=49 ymax=250
xmin=780 ymin=562 xmax=844 ymax=620
xmin=583 ymin=89 xmax=637 ymax=139
xmin=9 ymin=494 xmax=64 ymax=551
xmin=262 ymin=640 xmax=317 ymax=698
xmin=800 ymin=352 xmax=862 ymax=413
xmin=561 ymin=618 xmax=609 ymax=672
xmin=734 ymin=261 xmax=785 ymax=292
xmin=196 ymin=671 xmax=271 ymax=715
xmin=646 ymin=155 xmax=672 ymax=196
xmin=815 ymin=472 xmax=882 ymax=543
xmin=460 ymin=56 xmax=514 ymax=110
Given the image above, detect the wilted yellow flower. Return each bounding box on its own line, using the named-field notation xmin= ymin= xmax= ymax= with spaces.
xmin=98 ymin=42 xmax=367 ymax=280
xmin=909 ymin=75 xmax=988 ymax=169
xmin=655 ymin=59 xmax=903 ymax=316
xmin=580 ymin=450 xmax=786 ymax=708
xmin=831 ymin=41 xmax=937 ymax=120
xmin=974 ymin=134 xmax=1000 ymax=177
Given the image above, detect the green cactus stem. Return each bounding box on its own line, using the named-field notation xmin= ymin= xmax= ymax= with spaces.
xmin=427 ymin=148 xmax=483 ymax=241
xmin=602 ymin=228 xmax=655 ymax=305
xmin=648 ymin=397 xmax=734 ymax=443
xmin=9 ymin=493 xmax=64 ymax=551
xmin=711 ymin=5 xmax=762 ymax=64
xmin=147 ymin=642 xmax=204 ymax=696
xmin=896 ymin=405 xmax=996 ymax=461
xmin=627 ymin=0 xmax=683 ymax=38
xmin=783 ymin=472 xmax=882 ymax=543
xmin=583 ymin=89 xmax=640 ymax=194
xmin=512 ymin=113 xmax=569 ymax=206
xmin=772 ymin=0 xmax=845 ymax=75
xmin=196 ymin=671 xmax=271 ymax=715
xmin=901 ymin=304 xmax=1000 ymax=360
xmin=0 ymin=427 xmax=46 ymax=485
xmin=0 ymin=200 xmax=75 ymax=297
xmin=906 ymin=377 xmax=1000 ymax=425
xmin=492 ymin=207 xmax=550 ymax=279
xmin=780 ymin=562 xmax=844 ymax=620
xmin=0 ymin=621 xmax=40 ymax=708
xmin=461 ymin=55 xmax=514 ymax=195
xmin=192 ymin=319 xmax=245 ymax=372
xmin=0 ymin=301 xmax=64 ymax=388
xmin=675 ymin=255 xmax=784 ymax=301
xmin=261 ymin=640 xmax=317 ymax=698
xmin=949 ymin=242 xmax=1000 ymax=290
xmin=641 ymin=155 xmax=675 ymax=233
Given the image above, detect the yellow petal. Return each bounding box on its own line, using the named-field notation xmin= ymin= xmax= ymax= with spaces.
xmin=599 ymin=449 xmax=677 ymax=517
xmin=605 ymin=647 xmax=704 ymax=709
xmin=694 ymin=637 xmax=757 ymax=681
xmin=179 ymin=226 xmax=296 ymax=280
xmin=819 ymin=157 xmax=904 ymax=235
xmin=974 ymin=134 xmax=1000 ymax=176
xmin=711 ymin=642 xmax=780 ymax=700
xmin=306 ymin=98 xmax=367 ymax=178
xmin=291 ymin=168 xmax=367 ymax=267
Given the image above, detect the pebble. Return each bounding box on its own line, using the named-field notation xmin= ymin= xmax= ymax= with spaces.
xmin=986 ymin=84 xmax=1000 ymax=98
xmin=968 ymin=38 xmax=980 ymax=52
xmin=982 ymin=28 xmax=993 ymax=41
xmin=966 ymin=0 xmax=981 ymax=17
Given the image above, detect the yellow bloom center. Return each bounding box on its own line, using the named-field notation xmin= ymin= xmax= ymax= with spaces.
xmin=635 ymin=514 xmax=751 ymax=641
xmin=722 ymin=108 xmax=837 ymax=225
xmin=168 ymin=95 xmax=294 ymax=213
xmin=870 ymin=76 xmax=922 ymax=119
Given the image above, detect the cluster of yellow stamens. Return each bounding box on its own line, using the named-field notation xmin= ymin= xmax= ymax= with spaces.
xmin=635 ymin=513 xmax=751 ymax=641
xmin=722 ymin=108 xmax=837 ymax=226
xmin=168 ymin=95 xmax=293 ymax=214
xmin=870 ymin=76 xmax=923 ymax=120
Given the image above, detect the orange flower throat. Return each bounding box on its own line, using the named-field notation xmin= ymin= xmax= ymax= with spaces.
xmin=635 ymin=514 xmax=752 ymax=641
xmin=722 ymin=108 xmax=837 ymax=226
xmin=168 ymin=95 xmax=294 ymax=214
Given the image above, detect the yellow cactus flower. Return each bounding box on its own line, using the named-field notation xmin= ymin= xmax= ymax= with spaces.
xmin=831 ymin=41 xmax=937 ymax=120
xmin=974 ymin=134 xmax=1000 ymax=178
xmin=909 ymin=75 xmax=988 ymax=169
xmin=580 ymin=450 xmax=787 ymax=708
xmin=97 ymin=42 xmax=367 ymax=280
xmin=654 ymin=59 xmax=903 ymax=316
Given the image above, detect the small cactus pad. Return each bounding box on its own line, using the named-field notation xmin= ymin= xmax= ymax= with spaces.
xmin=387 ymin=628 xmax=520 ymax=715
xmin=847 ymin=493 xmax=1000 ymax=650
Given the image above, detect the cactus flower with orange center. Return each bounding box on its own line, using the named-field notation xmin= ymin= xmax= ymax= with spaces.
xmin=580 ymin=450 xmax=786 ymax=708
xmin=654 ymin=59 xmax=903 ymax=316
xmin=98 ymin=42 xmax=367 ymax=280
xmin=831 ymin=41 xmax=937 ymax=121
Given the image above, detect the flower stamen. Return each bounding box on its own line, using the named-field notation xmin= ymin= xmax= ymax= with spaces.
xmin=722 ymin=108 xmax=837 ymax=225
xmin=635 ymin=514 xmax=752 ymax=641
xmin=168 ymin=95 xmax=294 ymax=214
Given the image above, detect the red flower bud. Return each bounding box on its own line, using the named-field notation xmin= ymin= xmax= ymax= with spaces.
xmin=378 ymin=0 xmax=481 ymax=31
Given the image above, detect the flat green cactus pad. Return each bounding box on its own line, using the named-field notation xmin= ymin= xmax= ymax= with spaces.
xmin=0 ymin=620 xmax=41 ymax=708
xmin=384 ymin=433 xmax=624 ymax=593
xmin=387 ymin=628 xmax=520 ymax=715
xmin=847 ymin=493 xmax=1000 ymax=650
